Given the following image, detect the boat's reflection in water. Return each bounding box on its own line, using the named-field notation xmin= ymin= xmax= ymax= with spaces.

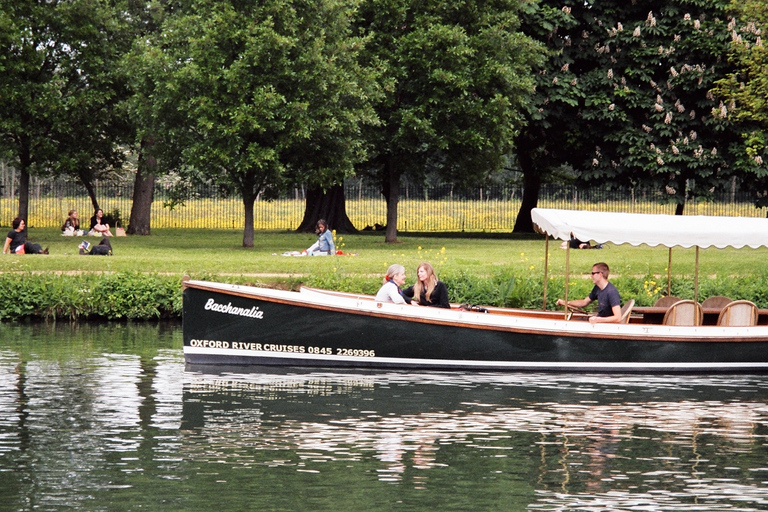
xmin=183 ymin=366 xmax=768 ymax=510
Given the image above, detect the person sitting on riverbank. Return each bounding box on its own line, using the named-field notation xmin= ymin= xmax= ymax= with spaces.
xmin=560 ymin=232 xmax=602 ymax=249
xmin=3 ymin=218 xmax=48 ymax=254
xmin=89 ymin=209 xmax=113 ymax=236
xmin=375 ymin=264 xmax=409 ymax=304
xmin=61 ymin=209 xmax=84 ymax=236
xmin=302 ymin=219 xmax=334 ymax=256
xmin=402 ymin=262 xmax=450 ymax=308
xmin=556 ymin=262 xmax=621 ymax=324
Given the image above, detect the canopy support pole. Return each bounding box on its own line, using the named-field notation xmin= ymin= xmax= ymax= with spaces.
xmin=667 ymin=248 xmax=673 ymax=296
xmin=564 ymin=245 xmax=570 ymax=319
xmin=543 ymin=237 xmax=549 ymax=310
xmin=695 ymin=246 xmax=700 ymax=302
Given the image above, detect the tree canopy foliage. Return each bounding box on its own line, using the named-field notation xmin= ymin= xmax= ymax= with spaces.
xmin=0 ymin=0 xmax=132 ymax=222
xmin=2 ymin=0 xmax=768 ymax=239
xmin=132 ymin=0 xmax=378 ymax=246
xmin=712 ymin=0 xmax=768 ymax=204
xmin=354 ymin=0 xmax=544 ymax=242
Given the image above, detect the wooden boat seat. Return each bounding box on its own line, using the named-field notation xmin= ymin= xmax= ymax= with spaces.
xmin=654 ymin=296 xmax=681 ymax=307
xmin=662 ymin=300 xmax=702 ymax=326
xmin=620 ymin=299 xmax=635 ymax=324
xmin=701 ymin=296 xmax=732 ymax=310
xmin=717 ymin=300 xmax=758 ymax=327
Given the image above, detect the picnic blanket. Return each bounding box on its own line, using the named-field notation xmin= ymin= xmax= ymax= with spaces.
xmin=279 ymin=251 xmax=357 ymax=257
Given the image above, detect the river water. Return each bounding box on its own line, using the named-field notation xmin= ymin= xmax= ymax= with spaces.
xmin=1 ymin=323 xmax=768 ymax=511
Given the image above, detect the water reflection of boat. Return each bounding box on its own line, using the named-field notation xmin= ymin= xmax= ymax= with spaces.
xmin=183 ymin=210 xmax=768 ymax=373
xmin=181 ymin=370 xmax=768 ymax=498
xmin=182 ymin=370 xmax=768 ymax=442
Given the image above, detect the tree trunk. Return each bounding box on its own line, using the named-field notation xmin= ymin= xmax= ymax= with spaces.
xmin=296 ymin=184 xmax=358 ymax=233
xmin=17 ymin=167 xmax=30 ymax=227
xmin=127 ymin=137 xmax=157 ymax=235
xmin=16 ymin=141 xmax=31 ymax=231
xmin=127 ymin=170 xmax=154 ymax=234
xmin=512 ymin=150 xmax=542 ymax=233
xmin=383 ymin=162 xmax=401 ymax=243
xmin=242 ymin=191 xmax=256 ymax=248
xmin=675 ymin=202 xmax=685 ymax=215
xmin=78 ymin=173 xmax=100 ymax=214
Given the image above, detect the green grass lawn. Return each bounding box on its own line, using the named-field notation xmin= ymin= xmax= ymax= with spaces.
xmin=3 ymin=227 xmax=768 ymax=318
xmin=5 ymin=227 xmax=766 ymax=283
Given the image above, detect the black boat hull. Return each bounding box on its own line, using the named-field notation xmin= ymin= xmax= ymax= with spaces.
xmin=182 ymin=281 xmax=768 ymax=373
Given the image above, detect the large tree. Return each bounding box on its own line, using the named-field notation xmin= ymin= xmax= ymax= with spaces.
xmin=512 ymin=4 xmax=588 ymax=232
xmin=712 ymin=0 xmax=768 ymax=207
xmin=296 ymin=184 xmax=359 ymax=234
xmin=355 ymin=0 xmax=543 ymax=242
xmin=573 ymin=0 xmax=743 ymax=214
xmin=513 ymin=0 xmax=753 ymax=231
xmin=0 ymin=0 xmax=133 ymax=224
xmin=140 ymin=0 xmax=377 ymax=247
xmin=121 ymin=0 xmax=171 ymax=235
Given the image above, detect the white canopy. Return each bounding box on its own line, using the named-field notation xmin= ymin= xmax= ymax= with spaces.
xmin=531 ymin=208 xmax=768 ymax=249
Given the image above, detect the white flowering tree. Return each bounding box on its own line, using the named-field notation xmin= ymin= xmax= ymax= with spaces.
xmin=576 ymin=0 xmax=746 ymax=214
xmin=513 ymin=0 xmax=752 ymax=230
xmin=712 ymin=0 xmax=768 ymax=207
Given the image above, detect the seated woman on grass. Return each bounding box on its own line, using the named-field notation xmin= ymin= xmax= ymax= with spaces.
xmin=61 ymin=209 xmax=83 ymax=236
xmin=303 ymin=219 xmax=334 ymax=256
xmin=89 ymin=209 xmax=113 ymax=236
xmin=3 ymin=218 xmax=48 ymax=254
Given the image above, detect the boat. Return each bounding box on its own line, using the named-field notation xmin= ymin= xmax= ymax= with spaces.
xmin=182 ymin=208 xmax=768 ymax=373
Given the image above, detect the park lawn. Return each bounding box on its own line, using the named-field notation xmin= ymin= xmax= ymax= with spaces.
xmin=3 ymin=227 xmax=768 ymax=317
xmin=3 ymin=227 xmax=766 ymax=283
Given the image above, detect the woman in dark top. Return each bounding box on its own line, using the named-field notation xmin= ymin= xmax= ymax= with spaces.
xmin=3 ymin=218 xmax=47 ymax=254
xmin=402 ymin=262 xmax=450 ymax=308
xmin=89 ymin=208 xmax=113 ymax=236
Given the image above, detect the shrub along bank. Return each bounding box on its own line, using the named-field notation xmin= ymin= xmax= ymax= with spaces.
xmin=0 ymin=272 xmax=182 ymax=321
xmin=3 ymin=269 xmax=768 ymax=322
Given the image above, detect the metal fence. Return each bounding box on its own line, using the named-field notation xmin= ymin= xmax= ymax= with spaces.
xmin=1 ymin=175 xmax=766 ymax=231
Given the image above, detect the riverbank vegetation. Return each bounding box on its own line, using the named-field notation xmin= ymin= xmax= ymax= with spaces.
xmin=2 ymin=229 xmax=768 ymax=321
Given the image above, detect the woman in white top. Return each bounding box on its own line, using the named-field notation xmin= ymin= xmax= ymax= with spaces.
xmin=375 ymin=264 xmax=408 ymax=304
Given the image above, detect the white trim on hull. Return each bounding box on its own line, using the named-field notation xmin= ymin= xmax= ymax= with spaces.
xmin=184 ymin=347 xmax=768 ymax=373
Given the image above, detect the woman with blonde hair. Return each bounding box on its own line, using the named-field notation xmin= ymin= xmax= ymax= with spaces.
xmin=61 ymin=209 xmax=83 ymax=236
xmin=403 ymin=262 xmax=450 ymax=308
xmin=375 ymin=264 xmax=408 ymax=304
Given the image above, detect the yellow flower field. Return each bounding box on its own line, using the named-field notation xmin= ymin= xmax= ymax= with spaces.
xmin=2 ymin=195 xmax=765 ymax=231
